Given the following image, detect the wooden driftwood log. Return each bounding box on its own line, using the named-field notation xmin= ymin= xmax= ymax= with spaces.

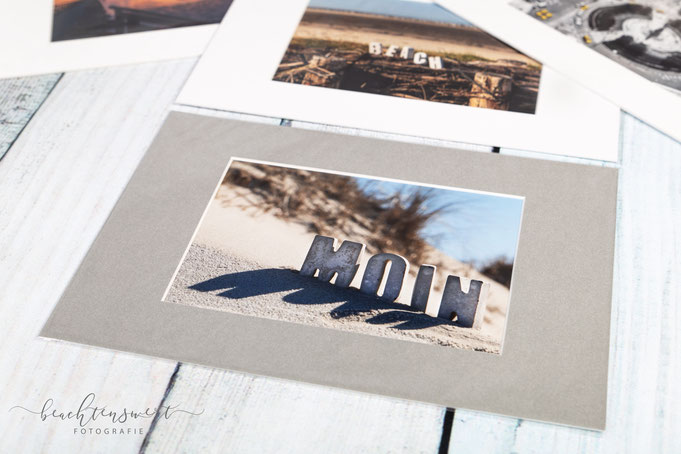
xmin=468 ymin=72 xmax=512 ymax=110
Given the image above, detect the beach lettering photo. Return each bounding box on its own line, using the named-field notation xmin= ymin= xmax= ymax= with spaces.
xmin=273 ymin=0 xmax=542 ymax=112
xmin=174 ymin=0 xmax=622 ymax=160
xmin=163 ymin=158 xmax=524 ymax=354
xmin=367 ymin=42 xmax=443 ymax=69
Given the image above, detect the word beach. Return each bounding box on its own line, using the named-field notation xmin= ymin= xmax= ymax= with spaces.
xmin=369 ymin=42 xmax=443 ymax=70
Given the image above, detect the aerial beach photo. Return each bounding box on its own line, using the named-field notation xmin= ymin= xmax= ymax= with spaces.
xmin=52 ymin=0 xmax=232 ymax=41
xmin=164 ymin=159 xmax=524 ymax=354
xmin=512 ymin=0 xmax=681 ymax=92
xmin=273 ymin=0 xmax=543 ymax=113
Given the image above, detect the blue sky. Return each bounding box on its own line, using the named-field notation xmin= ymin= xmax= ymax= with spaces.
xmin=356 ymin=178 xmax=523 ymax=265
xmin=308 ymin=0 xmax=472 ymax=26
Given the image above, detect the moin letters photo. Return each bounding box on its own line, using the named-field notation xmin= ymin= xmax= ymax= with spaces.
xmin=164 ymin=159 xmax=524 ymax=354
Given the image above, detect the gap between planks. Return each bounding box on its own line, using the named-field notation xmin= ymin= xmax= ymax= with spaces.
xmin=0 ymin=73 xmax=62 ymax=160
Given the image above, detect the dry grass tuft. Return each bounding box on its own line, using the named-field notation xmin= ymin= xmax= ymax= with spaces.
xmin=222 ymin=161 xmax=455 ymax=265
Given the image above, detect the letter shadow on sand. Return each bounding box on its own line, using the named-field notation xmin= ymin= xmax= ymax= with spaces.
xmin=189 ymin=268 xmax=457 ymax=330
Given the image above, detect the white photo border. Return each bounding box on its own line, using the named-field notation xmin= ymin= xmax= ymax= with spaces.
xmin=0 ymin=0 xmax=225 ymax=78
xmin=437 ymin=0 xmax=681 ymax=144
xmin=177 ymin=0 xmax=620 ymax=161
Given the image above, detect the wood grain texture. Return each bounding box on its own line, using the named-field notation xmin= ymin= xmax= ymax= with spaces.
xmin=142 ymin=365 xmax=446 ymax=454
xmin=448 ymin=114 xmax=681 ymax=453
xmin=0 ymin=74 xmax=62 ymax=160
xmin=0 ymin=61 xmax=195 ymax=453
xmin=0 ymin=63 xmax=446 ymax=454
xmin=2 ymin=57 xmax=679 ymax=453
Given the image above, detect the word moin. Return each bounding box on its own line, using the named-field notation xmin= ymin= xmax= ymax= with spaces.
xmin=369 ymin=42 xmax=444 ymax=70
xmin=299 ymin=235 xmax=489 ymax=329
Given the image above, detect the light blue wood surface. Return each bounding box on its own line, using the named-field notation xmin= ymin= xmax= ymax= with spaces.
xmin=0 ymin=75 xmax=61 ymax=160
xmin=0 ymin=62 xmax=679 ymax=453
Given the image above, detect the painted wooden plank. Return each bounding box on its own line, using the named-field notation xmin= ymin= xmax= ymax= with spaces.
xmin=0 ymin=74 xmax=62 ymax=160
xmin=448 ymin=411 xmax=519 ymax=453
xmin=5 ymin=58 xmax=678 ymax=453
xmin=0 ymin=60 xmax=196 ymax=453
xmin=141 ymin=364 xmax=446 ymax=454
xmin=448 ymin=114 xmax=681 ymax=453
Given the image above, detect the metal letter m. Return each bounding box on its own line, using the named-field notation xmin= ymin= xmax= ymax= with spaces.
xmin=299 ymin=235 xmax=365 ymax=288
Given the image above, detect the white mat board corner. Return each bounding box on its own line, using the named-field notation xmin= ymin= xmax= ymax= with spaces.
xmin=176 ymin=0 xmax=620 ymax=162
xmin=437 ymin=0 xmax=680 ymax=144
xmin=0 ymin=0 xmax=232 ymax=79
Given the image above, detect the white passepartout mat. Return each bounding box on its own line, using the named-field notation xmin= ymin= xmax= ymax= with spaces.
xmin=176 ymin=0 xmax=620 ymax=161
xmin=0 ymin=0 xmax=233 ymax=78
xmin=438 ymin=0 xmax=681 ymax=144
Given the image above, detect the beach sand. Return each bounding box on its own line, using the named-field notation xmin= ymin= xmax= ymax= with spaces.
xmin=293 ymin=9 xmax=539 ymax=65
xmin=167 ymin=243 xmax=501 ymax=352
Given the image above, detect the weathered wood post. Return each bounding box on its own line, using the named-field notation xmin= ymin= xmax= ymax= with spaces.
xmin=302 ymin=56 xmax=341 ymax=88
xmin=299 ymin=235 xmax=365 ymax=287
xmin=469 ymin=73 xmax=512 ymax=110
xmin=360 ymin=253 xmax=409 ymax=302
xmin=309 ymin=55 xmax=327 ymax=67
xmin=437 ymin=276 xmax=489 ymax=329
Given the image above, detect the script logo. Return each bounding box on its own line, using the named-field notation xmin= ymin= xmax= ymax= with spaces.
xmin=9 ymin=392 xmax=203 ymax=435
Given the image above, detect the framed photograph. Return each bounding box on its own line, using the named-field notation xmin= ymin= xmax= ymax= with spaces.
xmin=42 ymin=113 xmax=618 ymax=429
xmin=164 ymin=158 xmax=525 ymax=354
xmin=0 ymin=0 xmax=233 ymax=78
xmin=176 ymin=0 xmax=621 ymax=161
xmin=437 ymin=0 xmax=681 ymax=144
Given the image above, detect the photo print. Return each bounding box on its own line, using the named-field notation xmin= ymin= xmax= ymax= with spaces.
xmin=273 ymin=0 xmax=543 ymax=113
xmin=164 ymin=159 xmax=524 ymax=354
xmin=52 ymin=0 xmax=232 ymax=41
xmin=511 ymin=0 xmax=681 ymax=93
xmin=174 ymin=0 xmax=621 ymax=160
